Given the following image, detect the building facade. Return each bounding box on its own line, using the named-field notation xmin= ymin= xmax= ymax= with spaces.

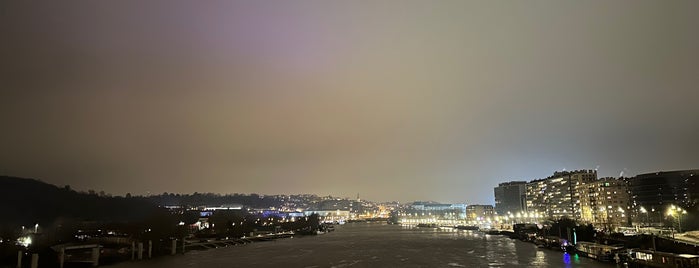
xmin=494 ymin=181 xmax=527 ymax=215
xmin=303 ymin=210 xmax=351 ymax=222
xmin=525 ymin=170 xmax=598 ymax=220
xmin=408 ymin=202 xmax=467 ymax=219
xmin=627 ymin=170 xmax=698 ymax=226
xmin=579 ymin=177 xmax=631 ymax=229
xmin=495 ymin=169 xmax=699 ymax=230
xmin=628 ymin=170 xmax=699 ymax=209
xmin=466 ymin=204 xmax=494 ymax=221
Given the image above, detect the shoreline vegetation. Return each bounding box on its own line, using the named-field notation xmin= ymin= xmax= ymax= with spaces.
xmin=0 ymin=176 xmax=334 ymax=267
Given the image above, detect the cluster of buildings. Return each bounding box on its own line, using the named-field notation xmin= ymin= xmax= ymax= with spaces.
xmin=398 ymin=201 xmax=499 ymax=226
xmin=186 ymin=195 xmax=401 ymax=229
xmin=493 ymin=169 xmax=698 ymax=230
xmin=164 ymin=170 xmax=698 ymax=231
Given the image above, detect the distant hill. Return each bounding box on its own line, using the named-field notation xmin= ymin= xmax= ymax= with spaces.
xmin=147 ymin=192 xmax=285 ymax=209
xmin=0 ymin=176 xmax=160 ymax=227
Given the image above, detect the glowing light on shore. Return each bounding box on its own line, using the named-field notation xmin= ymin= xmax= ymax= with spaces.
xmin=17 ymin=236 xmax=31 ymax=247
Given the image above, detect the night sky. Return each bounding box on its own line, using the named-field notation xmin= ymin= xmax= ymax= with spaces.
xmin=1 ymin=1 xmax=698 ymax=204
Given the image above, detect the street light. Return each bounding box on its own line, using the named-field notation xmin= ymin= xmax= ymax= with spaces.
xmin=599 ymin=207 xmax=609 ymax=231
xmin=617 ymin=207 xmax=625 ymax=229
xmin=507 ymin=211 xmax=512 ymax=225
xmin=667 ymin=205 xmax=688 ymax=236
xmin=639 ymin=206 xmax=649 ymax=228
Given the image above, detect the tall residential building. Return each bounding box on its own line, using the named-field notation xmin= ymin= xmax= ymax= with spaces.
xmin=580 ymin=177 xmax=631 ymax=229
xmin=628 ymin=170 xmax=699 ymax=209
xmin=494 ymin=181 xmax=527 ymax=214
xmin=525 ymin=170 xmax=598 ymax=220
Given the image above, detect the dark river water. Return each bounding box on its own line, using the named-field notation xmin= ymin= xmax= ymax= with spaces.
xmin=109 ymin=223 xmax=615 ymax=268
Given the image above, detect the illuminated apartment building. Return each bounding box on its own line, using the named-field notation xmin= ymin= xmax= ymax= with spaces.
xmin=525 ymin=170 xmax=597 ymax=220
xmin=580 ymin=177 xmax=631 ymax=229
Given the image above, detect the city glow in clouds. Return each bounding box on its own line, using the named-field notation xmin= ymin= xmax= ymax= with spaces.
xmin=1 ymin=1 xmax=698 ymax=203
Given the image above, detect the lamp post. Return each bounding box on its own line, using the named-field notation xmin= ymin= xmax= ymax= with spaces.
xmin=599 ymin=207 xmax=608 ymax=232
xmin=667 ymin=205 xmax=688 ymax=236
xmin=639 ymin=206 xmax=648 ymax=228
xmin=617 ymin=207 xmax=625 ymax=230
xmin=507 ymin=211 xmax=512 ymax=225
xmin=680 ymin=209 xmax=687 ymax=233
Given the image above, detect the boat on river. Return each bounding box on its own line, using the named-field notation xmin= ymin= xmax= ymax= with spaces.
xmin=455 ymin=225 xmax=479 ymax=231
xmin=575 ymin=241 xmax=624 ymax=262
xmin=628 ymin=249 xmax=699 ymax=268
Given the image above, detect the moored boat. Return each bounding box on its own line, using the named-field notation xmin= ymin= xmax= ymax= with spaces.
xmin=575 ymin=241 xmax=624 ymax=262
xmin=484 ymin=229 xmax=501 ymax=235
xmin=628 ymin=249 xmax=699 ymax=268
xmin=455 ymin=225 xmax=479 ymax=231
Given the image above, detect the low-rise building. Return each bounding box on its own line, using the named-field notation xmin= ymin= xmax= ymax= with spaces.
xmin=466 ymin=204 xmax=494 ymax=221
xmin=303 ymin=210 xmax=350 ymax=222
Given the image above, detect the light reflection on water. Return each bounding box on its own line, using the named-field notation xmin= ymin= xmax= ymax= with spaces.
xmin=109 ymin=223 xmax=614 ymax=268
xmin=532 ymin=249 xmax=547 ymax=266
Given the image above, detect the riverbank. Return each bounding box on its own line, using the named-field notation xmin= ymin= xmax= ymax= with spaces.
xmin=89 ymin=232 xmax=307 ymax=267
xmin=480 ymin=226 xmax=699 ymax=267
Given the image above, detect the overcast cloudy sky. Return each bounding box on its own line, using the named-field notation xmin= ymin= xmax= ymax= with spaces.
xmin=1 ymin=1 xmax=698 ymax=204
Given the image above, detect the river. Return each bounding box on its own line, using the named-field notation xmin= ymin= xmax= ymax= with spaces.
xmin=108 ymin=223 xmax=615 ymax=267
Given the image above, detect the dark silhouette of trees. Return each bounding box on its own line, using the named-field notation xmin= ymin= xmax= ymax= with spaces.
xmin=0 ymin=176 xmax=328 ymax=244
xmin=0 ymin=176 xmax=161 ymax=227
